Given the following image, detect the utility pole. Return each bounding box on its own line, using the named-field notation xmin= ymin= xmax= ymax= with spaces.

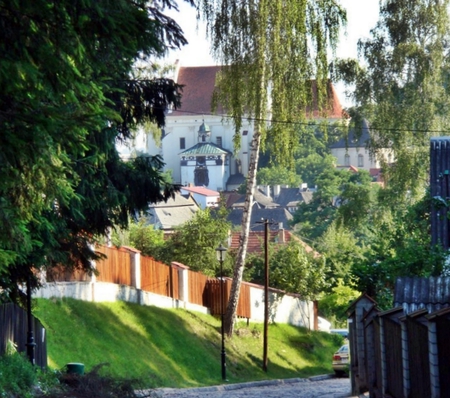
xmin=263 ymin=218 xmax=269 ymax=372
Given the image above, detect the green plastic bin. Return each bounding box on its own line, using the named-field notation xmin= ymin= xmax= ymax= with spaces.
xmin=66 ymin=362 xmax=85 ymax=375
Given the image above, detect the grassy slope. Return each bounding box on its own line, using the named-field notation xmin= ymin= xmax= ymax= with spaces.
xmin=33 ymin=298 xmax=343 ymax=389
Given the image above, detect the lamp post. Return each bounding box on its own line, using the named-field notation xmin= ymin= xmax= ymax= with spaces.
xmin=216 ymin=243 xmax=227 ymax=381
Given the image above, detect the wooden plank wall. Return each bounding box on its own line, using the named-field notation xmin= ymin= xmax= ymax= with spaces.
xmin=207 ymin=279 xmax=251 ymax=319
xmin=0 ymin=303 xmax=47 ymax=368
xmin=96 ymin=246 xmax=131 ymax=285
xmin=46 ymin=265 xmax=90 ymax=282
xmin=141 ymin=256 xmax=179 ymax=299
xmin=188 ymin=270 xmax=209 ymax=306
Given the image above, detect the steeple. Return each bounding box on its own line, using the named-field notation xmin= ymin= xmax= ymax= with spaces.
xmin=198 ymin=121 xmax=211 ymax=143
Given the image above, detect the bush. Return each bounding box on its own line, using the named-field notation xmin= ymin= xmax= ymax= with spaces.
xmin=0 ymin=351 xmax=36 ymax=398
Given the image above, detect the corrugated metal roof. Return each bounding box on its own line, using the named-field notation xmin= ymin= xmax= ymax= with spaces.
xmin=394 ymin=277 xmax=450 ymax=314
xmin=179 ymin=142 xmax=230 ymax=156
xmin=430 ymin=137 xmax=450 ymax=250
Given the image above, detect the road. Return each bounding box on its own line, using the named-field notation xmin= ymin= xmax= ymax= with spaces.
xmin=144 ymin=376 xmax=358 ymax=398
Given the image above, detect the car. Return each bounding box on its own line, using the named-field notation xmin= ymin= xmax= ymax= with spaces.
xmin=332 ymin=344 xmax=350 ymax=377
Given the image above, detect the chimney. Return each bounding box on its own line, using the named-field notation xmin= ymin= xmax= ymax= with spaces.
xmin=300 ymin=182 xmax=308 ymax=192
xmin=264 ymin=185 xmax=271 ymax=198
xmin=278 ymin=223 xmax=285 ymax=243
xmin=274 ymin=185 xmax=281 ymax=198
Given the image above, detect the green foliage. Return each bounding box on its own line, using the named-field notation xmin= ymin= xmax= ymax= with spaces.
xmin=318 ymin=279 xmax=360 ymax=327
xmin=33 ymin=298 xmax=341 ymax=388
xmin=0 ymin=351 xmax=37 ymax=397
xmin=292 ymin=169 xmax=376 ymax=241
xmin=0 ymin=0 xmax=188 ymax=302
xmin=257 ymin=166 xmax=301 ymax=187
xmin=334 ymin=0 xmax=450 ymax=199
xmin=316 ymin=222 xmax=366 ymax=288
xmin=270 ymin=241 xmax=329 ymax=300
xmin=295 ymin=153 xmax=336 ymax=188
xmin=128 ymin=221 xmax=166 ymax=260
xmin=351 ymin=192 xmax=448 ymax=306
xmin=163 ymin=207 xmax=232 ymax=276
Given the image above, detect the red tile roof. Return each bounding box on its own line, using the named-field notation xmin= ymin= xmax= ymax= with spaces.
xmin=181 ymin=186 xmax=220 ymax=196
xmin=172 ymin=66 xmax=343 ymax=119
xmin=229 ymin=230 xmax=318 ymax=257
xmin=172 ymin=66 xmax=222 ymax=116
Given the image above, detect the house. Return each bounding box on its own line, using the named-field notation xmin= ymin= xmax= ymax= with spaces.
xmin=180 ymin=185 xmax=220 ymax=209
xmin=329 ymin=119 xmax=393 ymax=175
xmin=227 ymin=186 xmax=279 ymax=209
xmin=227 ymin=207 xmax=293 ymax=232
xmin=145 ymin=62 xmax=344 ymax=191
xmin=274 ymin=185 xmax=314 ymax=213
xmin=229 ymin=228 xmax=318 ymax=257
xmin=146 ymin=192 xmax=199 ymax=233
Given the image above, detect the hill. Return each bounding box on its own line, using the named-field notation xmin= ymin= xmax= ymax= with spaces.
xmin=33 ymin=298 xmax=343 ymax=389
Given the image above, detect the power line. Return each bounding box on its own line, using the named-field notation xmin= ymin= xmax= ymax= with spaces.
xmin=166 ymin=107 xmax=450 ymax=135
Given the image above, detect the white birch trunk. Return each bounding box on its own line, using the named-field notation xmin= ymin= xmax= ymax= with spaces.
xmin=224 ymin=130 xmax=261 ymax=336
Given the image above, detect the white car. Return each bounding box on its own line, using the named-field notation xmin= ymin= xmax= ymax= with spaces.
xmin=332 ymin=344 xmax=349 ymax=377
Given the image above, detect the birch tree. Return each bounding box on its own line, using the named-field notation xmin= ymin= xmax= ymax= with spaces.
xmin=199 ymin=0 xmax=346 ymax=335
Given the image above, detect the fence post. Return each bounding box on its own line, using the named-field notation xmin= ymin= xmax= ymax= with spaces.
xmin=90 ymin=243 xmax=97 ymax=302
xmin=400 ymin=319 xmax=410 ymax=398
xmin=124 ymin=246 xmax=142 ymax=304
xmin=127 ymin=248 xmax=141 ymax=290
xmin=379 ymin=316 xmax=387 ymax=398
xmin=428 ymin=321 xmax=440 ymax=398
xmin=172 ymin=262 xmax=189 ymax=306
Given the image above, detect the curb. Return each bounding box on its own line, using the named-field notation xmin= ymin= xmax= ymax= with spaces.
xmin=148 ymin=374 xmax=335 ymax=396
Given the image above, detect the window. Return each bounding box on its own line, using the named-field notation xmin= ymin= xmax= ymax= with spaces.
xmin=358 ymin=154 xmax=364 ymax=167
xmin=344 ymin=154 xmax=350 ymax=166
xmin=216 ymin=136 xmax=223 ymax=147
xmin=180 ymin=137 xmax=185 ymax=150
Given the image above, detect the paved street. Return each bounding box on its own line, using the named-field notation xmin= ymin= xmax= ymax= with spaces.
xmin=147 ymin=376 xmax=356 ymax=398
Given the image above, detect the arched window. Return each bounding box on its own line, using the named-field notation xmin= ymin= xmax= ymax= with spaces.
xmin=358 ymin=154 xmax=364 ymax=167
xmin=344 ymin=154 xmax=350 ymax=166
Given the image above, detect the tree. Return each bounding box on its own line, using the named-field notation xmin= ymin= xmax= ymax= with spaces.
xmin=352 ymin=192 xmax=448 ymax=306
xmin=164 ymin=206 xmax=232 ymax=276
xmin=257 ymin=166 xmax=301 ymax=187
xmin=200 ymin=0 xmax=346 ymax=335
xmin=334 ymin=0 xmax=450 ymax=200
xmin=270 ymin=241 xmax=329 ymax=301
xmin=0 ymin=0 xmax=192 ymax=302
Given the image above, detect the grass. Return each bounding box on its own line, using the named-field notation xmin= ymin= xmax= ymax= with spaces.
xmin=32 ymin=298 xmax=344 ymax=389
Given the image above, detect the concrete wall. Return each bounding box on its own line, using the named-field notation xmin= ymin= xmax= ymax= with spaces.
xmin=250 ymin=286 xmax=314 ymax=330
xmin=34 ymin=248 xmax=313 ymax=329
xmin=34 ymin=279 xmax=313 ymax=329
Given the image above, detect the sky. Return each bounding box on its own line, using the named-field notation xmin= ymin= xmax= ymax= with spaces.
xmin=164 ymin=0 xmax=381 ymax=107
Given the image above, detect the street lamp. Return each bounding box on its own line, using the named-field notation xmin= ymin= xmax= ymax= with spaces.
xmin=216 ymin=243 xmax=227 ymax=381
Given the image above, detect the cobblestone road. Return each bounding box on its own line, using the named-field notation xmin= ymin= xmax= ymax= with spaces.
xmin=147 ymin=376 xmax=356 ymax=398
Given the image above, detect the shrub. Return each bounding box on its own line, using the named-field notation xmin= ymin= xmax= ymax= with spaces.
xmin=0 ymin=351 xmax=36 ymax=397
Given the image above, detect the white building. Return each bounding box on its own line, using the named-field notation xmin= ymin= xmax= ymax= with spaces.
xmin=146 ymin=63 xmax=344 ymax=190
xmin=180 ymin=186 xmax=220 ymax=209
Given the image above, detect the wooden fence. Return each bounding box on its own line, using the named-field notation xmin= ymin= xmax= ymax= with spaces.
xmin=47 ymin=245 xmax=251 ymax=319
xmin=96 ymin=246 xmax=131 ymax=285
xmin=348 ymin=294 xmax=450 ymax=398
xmin=141 ymin=256 xmax=179 ymax=299
xmin=0 ymin=303 xmax=47 ymax=368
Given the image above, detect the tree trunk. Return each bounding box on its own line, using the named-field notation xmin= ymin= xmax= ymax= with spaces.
xmin=224 ymin=130 xmax=261 ymax=336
